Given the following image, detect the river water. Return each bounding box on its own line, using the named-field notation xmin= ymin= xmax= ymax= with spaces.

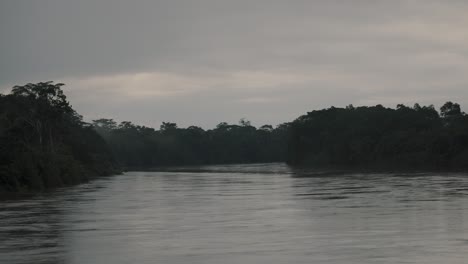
xmin=1 ymin=163 xmax=468 ymax=264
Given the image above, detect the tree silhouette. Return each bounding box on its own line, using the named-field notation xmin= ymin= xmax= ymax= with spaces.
xmin=0 ymin=82 xmax=118 ymax=191
xmin=440 ymin=101 xmax=462 ymax=118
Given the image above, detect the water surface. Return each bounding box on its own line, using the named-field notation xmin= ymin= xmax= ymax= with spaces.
xmin=1 ymin=163 xmax=468 ymax=264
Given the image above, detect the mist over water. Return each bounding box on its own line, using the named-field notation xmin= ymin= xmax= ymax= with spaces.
xmin=1 ymin=163 xmax=468 ymax=264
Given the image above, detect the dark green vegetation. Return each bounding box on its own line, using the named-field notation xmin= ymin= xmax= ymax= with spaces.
xmin=0 ymin=82 xmax=288 ymax=191
xmin=2 ymin=81 xmax=468 ymax=192
xmin=92 ymin=119 xmax=289 ymax=169
xmin=288 ymin=103 xmax=468 ymax=170
xmin=0 ymin=82 xmax=118 ymax=192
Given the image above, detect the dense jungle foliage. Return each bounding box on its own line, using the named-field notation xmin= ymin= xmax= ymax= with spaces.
xmin=2 ymin=81 xmax=468 ymax=192
xmin=92 ymin=119 xmax=289 ymax=169
xmin=0 ymin=82 xmax=118 ymax=192
xmin=288 ymin=103 xmax=468 ymax=170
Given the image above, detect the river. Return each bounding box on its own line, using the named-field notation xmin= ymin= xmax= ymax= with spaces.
xmin=1 ymin=163 xmax=468 ymax=264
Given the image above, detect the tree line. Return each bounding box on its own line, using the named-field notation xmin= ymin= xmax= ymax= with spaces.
xmin=287 ymin=103 xmax=468 ymax=170
xmin=0 ymin=82 xmax=118 ymax=192
xmin=92 ymin=118 xmax=289 ymax=169
xmin=2 ymin=81 xmax=468 ymax=192
xmin=0 ymin=82 xmax=288 ymax=191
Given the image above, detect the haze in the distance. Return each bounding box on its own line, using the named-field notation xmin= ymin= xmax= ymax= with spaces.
xmin=1 ymin=0 xmax=468 ymax=128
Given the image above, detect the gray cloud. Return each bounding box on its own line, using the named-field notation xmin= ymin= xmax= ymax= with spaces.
xmin=2 ymin=0 xmax=468 ymax=128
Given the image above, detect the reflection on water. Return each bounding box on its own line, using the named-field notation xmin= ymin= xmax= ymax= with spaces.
xmin=1 ymin=163 xmax=468 ymax=264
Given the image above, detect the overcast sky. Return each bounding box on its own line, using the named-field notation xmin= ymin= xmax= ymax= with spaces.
xmin=1 ymin=0 xmax=468 ymax=128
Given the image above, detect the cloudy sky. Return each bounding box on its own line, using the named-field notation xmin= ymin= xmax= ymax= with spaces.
xmin=1 ymin=0 xmax=468 ymax=128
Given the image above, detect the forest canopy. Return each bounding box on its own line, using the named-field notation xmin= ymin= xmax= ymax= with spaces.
xmin=2 ymin=81 xmax=468 ymax=192
xmin=288 ymin=103 xmax=468 ymax=170
xmin=92 ymin=118 xmax=289 ymax=169
xmin=0 ymin=82 xmax=118 ymax=192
